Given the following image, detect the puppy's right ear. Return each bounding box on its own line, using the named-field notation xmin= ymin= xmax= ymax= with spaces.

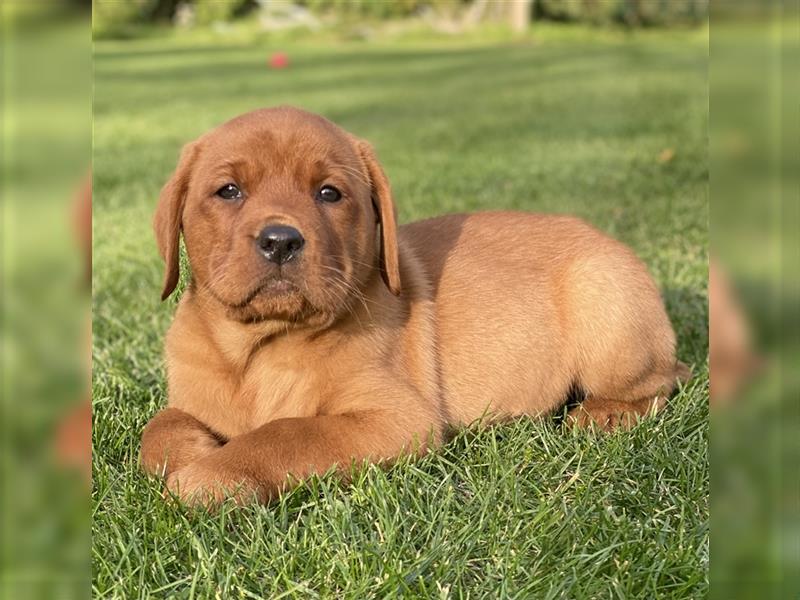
xmin=353 ymin=140 xmax=401 ymax=296
xmin=153 ymin=142 xmax=198 ymax=300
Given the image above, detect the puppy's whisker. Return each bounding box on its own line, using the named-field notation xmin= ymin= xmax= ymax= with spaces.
xmin=319 ymin=269 xmax=367 ymax=324
xmin=327 ymin=254 xmax=381 ymax=272
xmin=318 ymin=275 xmax=364 ymax=329
xmin=319 ymin=264 xmax=378 ymax=317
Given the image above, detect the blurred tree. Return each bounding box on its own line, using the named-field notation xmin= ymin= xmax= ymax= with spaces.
xmin=510 ymin=0 xmax=534 ymax=33
xmin=66 ymin=0 xmax=92 ymax=10
xmin=93 ymin=0 xmax=707 ymax=33
xmin=620 ymin=0 xmax=708 ymax=26
xmin=535 ymin=0 xmax=707 ymax=26
xmin=193 ymin=0 xmax=250 ymax=25
xmin=94 ymin=0 xmax=150 ymax=30
xmin=463 ymin=0 xmax=532 ymax=32
xmin=300 ymin=0 xmax=430 ymax=19
xmin=536 ymin=0 xmax=624 ymax=24
xmin=147 ymin=0 xmax=181 ymax=21
xmin=93 ymin=0 xmax=257 ymax=31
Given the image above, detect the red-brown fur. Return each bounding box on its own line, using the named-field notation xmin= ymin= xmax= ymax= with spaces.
xmin=140 ymin=107 xmax=689 ymax=507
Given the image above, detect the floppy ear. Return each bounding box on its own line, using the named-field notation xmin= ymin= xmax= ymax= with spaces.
xmin=354 ymin=140 xmax=401 ymax=296
xmin=153 ymin=142 xmax=198 ymax=300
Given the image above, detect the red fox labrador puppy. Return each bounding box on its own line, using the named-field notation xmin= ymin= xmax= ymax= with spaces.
xmin=141 ymin=107 xmax=689 ymax=506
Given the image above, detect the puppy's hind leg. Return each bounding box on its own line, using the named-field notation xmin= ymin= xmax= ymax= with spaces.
xmin=565 ymin=256 xmax=691 ymax=431
xmin=568 ymin=363 xmax=690 ymax=431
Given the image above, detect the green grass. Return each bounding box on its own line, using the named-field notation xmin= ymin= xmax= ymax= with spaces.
xmin=93 ymin=27 xmax=709 ymax=599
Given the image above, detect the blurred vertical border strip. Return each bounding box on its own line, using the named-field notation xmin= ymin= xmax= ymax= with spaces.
xmin=780 ymin=0 xmax=800 ymax=596
xmin=1 ymin=5 xmax=17 ymax=596
xmin=1 ymin=1 xmax=91 ymax=599
xmin=1 ymin=2 xmax=11 ymax=596
xmin=710 ymin=0 xmax=800 ymax=598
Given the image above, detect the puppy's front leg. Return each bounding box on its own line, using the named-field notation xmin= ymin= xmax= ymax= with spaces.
xmin=166 ymin=410 xmax=439 ymax=507
xmin=140 ymin=408 xmax=224 ymax=477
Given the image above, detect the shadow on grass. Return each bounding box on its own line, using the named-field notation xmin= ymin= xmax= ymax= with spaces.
xmin=664 ymin=285 xmax=708 ymax=366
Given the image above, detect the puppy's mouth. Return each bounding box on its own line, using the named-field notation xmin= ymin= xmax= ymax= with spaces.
xmin=205 ymin=275 xmax=313 ymax=324
xmin=220 ymin=276 xmax=302 ymax=309
xmin=255 ymin=278 xmax=298 ymax=297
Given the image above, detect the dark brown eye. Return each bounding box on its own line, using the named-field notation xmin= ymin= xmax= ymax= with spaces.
xmin=216 ymin=183 xmax=242 ymax=201
xmin=316 ymin=184 xmax=342 ymax=203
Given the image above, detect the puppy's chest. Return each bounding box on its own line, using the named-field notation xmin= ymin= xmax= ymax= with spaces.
xmin=235 ymin=351 xmax=321 ymax=433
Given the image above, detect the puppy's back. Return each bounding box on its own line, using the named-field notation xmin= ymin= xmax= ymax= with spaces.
xmin=401 ymin=211 xmax=676 ymax=424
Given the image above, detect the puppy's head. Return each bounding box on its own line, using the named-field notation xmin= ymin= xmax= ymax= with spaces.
xmin=154 ymin=107 xmax=400 ymax=325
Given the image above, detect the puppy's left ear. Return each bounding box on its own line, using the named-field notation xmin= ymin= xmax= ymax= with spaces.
xmin=354 ymin=140 xmax=401 ymax=296
xmin=153 ymin=141 xmax=199 ymax=301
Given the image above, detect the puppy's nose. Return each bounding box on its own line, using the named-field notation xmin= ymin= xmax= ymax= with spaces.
xmin=256 ymin=225 xmax=305 ymax=265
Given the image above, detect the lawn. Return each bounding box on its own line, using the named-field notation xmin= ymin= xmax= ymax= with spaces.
xmin=92 ymin=26 xmax=709 ymax=599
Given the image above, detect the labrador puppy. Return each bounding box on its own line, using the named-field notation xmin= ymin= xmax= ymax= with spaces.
xmin=141 ymin=107 xmax=690 ymax=506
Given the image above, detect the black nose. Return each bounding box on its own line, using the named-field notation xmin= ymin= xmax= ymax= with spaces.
xmin=256 ymin=225 xmax=305 ymax=265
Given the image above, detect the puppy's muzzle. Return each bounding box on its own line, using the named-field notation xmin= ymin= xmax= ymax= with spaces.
xmin=256 ymin=225 xmax=305 ymax=265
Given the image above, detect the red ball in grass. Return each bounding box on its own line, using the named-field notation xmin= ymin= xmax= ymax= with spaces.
xmin=268 ymin=52 xmax=289 ymax=69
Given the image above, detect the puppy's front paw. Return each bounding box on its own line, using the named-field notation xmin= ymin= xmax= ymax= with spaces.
xmin=165 ymin=458 xmax=259 ymax=508
xmin=142 ymin=432 xmax=221 ymax=478
xmin=140 ymin=408 xmax=224 ymax=478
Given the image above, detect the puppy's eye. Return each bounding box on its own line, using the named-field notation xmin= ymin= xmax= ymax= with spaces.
xmin=316 ymin=184 xmax=342 ymax=203
xmin=216 ymin=183 xmax=243 ymax=201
